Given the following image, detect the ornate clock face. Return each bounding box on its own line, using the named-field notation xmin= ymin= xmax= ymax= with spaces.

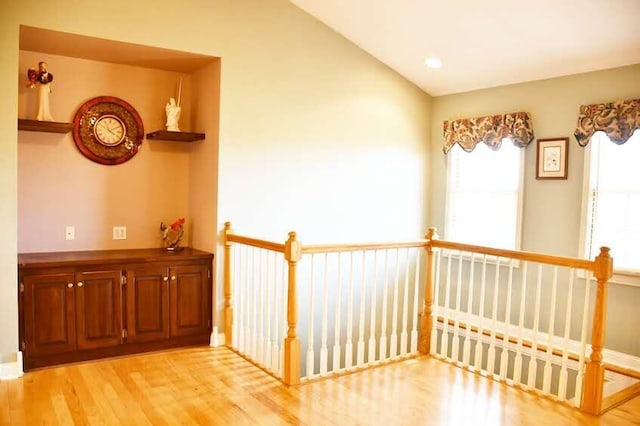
xmin=73 ymin=96 xmax=144 ymax=165
xmin=93 ymin=115 xmax=126 ymax=146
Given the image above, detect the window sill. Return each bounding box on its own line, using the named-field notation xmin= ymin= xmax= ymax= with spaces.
xmin=577 ymin=268 xmax=640 ymax=288
xmin=609 ymin=270 xmax=640 ymax=288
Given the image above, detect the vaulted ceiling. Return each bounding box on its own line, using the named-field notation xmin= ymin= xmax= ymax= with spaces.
xmin=290 ymin=0 xmax=640 ymax=96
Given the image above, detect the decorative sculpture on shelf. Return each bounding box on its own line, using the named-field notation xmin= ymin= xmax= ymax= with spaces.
xmin=165 ymin=97 xmax=181 ymax=131
xmin=27 ymin=61 xmax=54 ymax=121
xmin=160 ymin=217 xmax=185 ymax=251
xmin=165 ymin=78 xmax=182 ymax=131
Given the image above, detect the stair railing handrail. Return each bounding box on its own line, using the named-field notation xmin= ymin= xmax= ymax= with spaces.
xmin=222 ymin=223 xmax=613 ymax=413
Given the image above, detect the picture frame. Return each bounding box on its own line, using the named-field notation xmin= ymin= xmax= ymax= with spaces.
xmin=536 ymin=137 xmax=569 ymax=180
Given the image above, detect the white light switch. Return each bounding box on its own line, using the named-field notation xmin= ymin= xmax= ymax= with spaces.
xmin=65 ymin=226 xmax=75 ymax=241
xmin=113 ymin=226 xmax=127 ymax=240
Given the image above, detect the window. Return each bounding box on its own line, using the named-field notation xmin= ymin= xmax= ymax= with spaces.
xmin=582 ymin=130 xmax=640 ymax=273
xmin=445 ymin=140 xmax=525 ymax=249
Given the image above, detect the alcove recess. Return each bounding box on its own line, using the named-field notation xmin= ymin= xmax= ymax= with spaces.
xmin=18 ymin=26 xmax=219 ymax=142
xmin=17 ymin=25 xmax=221 ymax=254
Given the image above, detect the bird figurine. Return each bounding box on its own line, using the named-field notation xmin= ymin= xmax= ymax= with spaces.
xmin=160 ymin=218 xmax=185 ymax=250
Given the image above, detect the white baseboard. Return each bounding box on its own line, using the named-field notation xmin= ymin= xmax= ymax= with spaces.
xmin=209 ymin=327 xmax=225 ymax=347
xmin=437 ymin=308 xmax=640 ymax=373
xmin=0 ymin=351 xmax=24 ymax=380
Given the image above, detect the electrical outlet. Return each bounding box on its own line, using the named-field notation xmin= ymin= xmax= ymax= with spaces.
xmin=65 ymin=226 xmax=75 ymax=241
xmin=113 ymin=226 xmax=127 ymax=240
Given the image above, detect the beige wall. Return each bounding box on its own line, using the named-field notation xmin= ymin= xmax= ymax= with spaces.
xmin=429 ymin=64 xmax=640 ymax=355
xmin=0 ymin=0 xmax=432 ymax=361
xmin=18 ymin=50 xmax=194 ymax=252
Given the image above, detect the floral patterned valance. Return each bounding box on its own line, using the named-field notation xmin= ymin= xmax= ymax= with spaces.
xmin=574 ymin=98 xmax=640 ymax=146
xmin=443 ymin=111 xmax=535 ymax=153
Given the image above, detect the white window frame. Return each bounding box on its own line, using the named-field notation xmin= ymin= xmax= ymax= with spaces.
xmin=578 ymin=138 xmax=640 ymax=288
xmin=443 ymin=142 xmax=526 ymax=254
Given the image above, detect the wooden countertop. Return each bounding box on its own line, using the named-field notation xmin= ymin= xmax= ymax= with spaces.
xmin=18 ymin=247 xmax=213 ymax=269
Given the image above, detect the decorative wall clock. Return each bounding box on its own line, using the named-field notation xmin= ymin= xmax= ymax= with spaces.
xmin=72 ymin=96 xmax=144 ymax=165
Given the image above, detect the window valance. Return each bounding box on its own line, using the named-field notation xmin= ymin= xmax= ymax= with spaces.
xmin=574 ymin=98 xmax=640 ymax=146
xmin=443 ymin=111 xmax=535 ymax=153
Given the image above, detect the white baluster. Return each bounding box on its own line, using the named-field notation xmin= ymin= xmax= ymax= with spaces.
xmin=513 ymin=262 xmax=528 ymax=386
xmin=280 ymin=257 xmax=287 ymax=378
xmin=306 ymin=254 xmax=316 ymax=377
xmin=251 ymin=247 xmax=258 ymax=359
xmin=243 ymin=245 xmax=250 ymax=353
xmin=486 ymin=257 xmax=501 ymax=376
xmin=473 ymin=255 xmax=488 ymax=371
xmin=233 ymin=246 xmax=240 ymax=350
xmin=451 ymin=250 xmax=463 ymax=364
xmin=357 ymin=251 xmax=367 ymax=366
xmin=390 ymin=249 xmax=401 ymax=358
xmin=574 ymin=271 xmax=593 ymax=407
xmin=542 ymin=266 xmax=559 ymax=394
xmin=430 ymin=249 xmax=442 ymax=356
xmin=345 ymin=252 xmax=355 ymax=369
xmin=410 ymin=249 xmax=421 ymax=353
xmin=320 ymin=253 xmax=329 ymax=375
xmin=379 ymin=250 xmax=390 ymax=360
xmin=333 ymin=253 xmax=343 ymax=372
xmin=271 ymin=251 xmax=280 ymax=373
xmin=264 ymin=250 xmax=273 ymax=369
xmin=527 ymin=264 xmax=543 ymax=390
xmin=232 ymin=245 xmax=238 ymax=348
xmin=243 ymin=245 xmax=251 ymax=355
xmin=368 ymin=250 xmax=378 ymax=364
xmin=499 ymin=259 xmax=515 ymax=381
xmin=462 ymin=253 xmax=475 ymax=367
xmin=439 ymin=249 xmax=453 ymax=359
xmin=558 ymin=269 xmax=575 ymax=401
xmin=257 ymin=249 xmax=265 ymax=364
xmin=400 ymin=248 xmax=411 ymax=355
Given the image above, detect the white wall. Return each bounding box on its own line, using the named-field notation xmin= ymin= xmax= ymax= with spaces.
xmin=0 ymin=0 xmax=432 ymax=362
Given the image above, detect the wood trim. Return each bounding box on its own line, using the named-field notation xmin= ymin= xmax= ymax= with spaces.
xmin=24 ymin=335 xmax=210 ymax=370
xmin=301 ymin=240 xmax=427 ymax=254
xmin=601 ymin=381 xmax=640 ymax=414
xmin=226 ymin=234 xmax=285 ymax=252
xmin=431 ymin=240 xmax=595 ymax=270
xmin=435 ymin=316 xmax=584 ymax=361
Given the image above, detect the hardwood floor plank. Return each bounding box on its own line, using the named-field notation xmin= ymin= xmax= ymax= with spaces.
xmin=1 ymin=347 xmax=639 ymax=425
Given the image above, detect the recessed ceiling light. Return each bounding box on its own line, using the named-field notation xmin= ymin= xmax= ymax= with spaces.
xmin=424 ymin=57 xmax=443 ymax=69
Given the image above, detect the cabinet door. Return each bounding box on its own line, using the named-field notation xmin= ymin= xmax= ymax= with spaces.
xmin=126 ymin=266 xmax=170 ymax=342
xmin=75 ymin=270 xmax=123 ymax=350
xmin=23 ymin=273 xmax=76 ymax=357
xmin=170 ymin=265 xmax=209 ymax=337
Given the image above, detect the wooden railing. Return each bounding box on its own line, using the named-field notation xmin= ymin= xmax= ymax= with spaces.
xmin=222 ymin=223 xmax=631 ymax=415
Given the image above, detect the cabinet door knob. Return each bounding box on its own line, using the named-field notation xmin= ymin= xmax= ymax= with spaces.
xmin=77 ymin=282 xmax=84 ymax=287
xmin=163 ymin=276 xmax=169 ymax=282
xmin=171 ymin=276 xmax=177 ymax=281
xmin=67 ymin=283 xmax=74 ymax=288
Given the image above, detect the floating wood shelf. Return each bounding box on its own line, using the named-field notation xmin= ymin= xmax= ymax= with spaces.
xmin=146 ymin=130 xmax=206 ymax=142
xmin=18 ymin=119 xmax=73 ymax=134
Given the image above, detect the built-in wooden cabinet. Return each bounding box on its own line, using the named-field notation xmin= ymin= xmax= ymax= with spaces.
xmin=22 ymin=273 xmax=76 ymax=358
xmin=126 ymin=265 xmax=170 ymax=343
xmin=18 ymin=248 xmax=213 ymax=370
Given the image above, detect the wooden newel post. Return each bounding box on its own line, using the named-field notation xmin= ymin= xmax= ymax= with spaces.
xmin=223 ymin=222 xmax=233 ymax=347
xmin=283 ymin=231 xmax=302 ymax=386
xmin=419 ymin=227 xmax=438 ymax=355
xmin=581 ymin=246 xmax=613 ymax=415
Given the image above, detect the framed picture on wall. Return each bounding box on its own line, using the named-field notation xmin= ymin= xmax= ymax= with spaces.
xmin=536 ymin=137 xmax=569 ymax=179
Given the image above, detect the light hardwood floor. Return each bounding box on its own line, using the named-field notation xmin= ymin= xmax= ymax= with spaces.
xmin=1 ymin=347 xmax=639 ymax=425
